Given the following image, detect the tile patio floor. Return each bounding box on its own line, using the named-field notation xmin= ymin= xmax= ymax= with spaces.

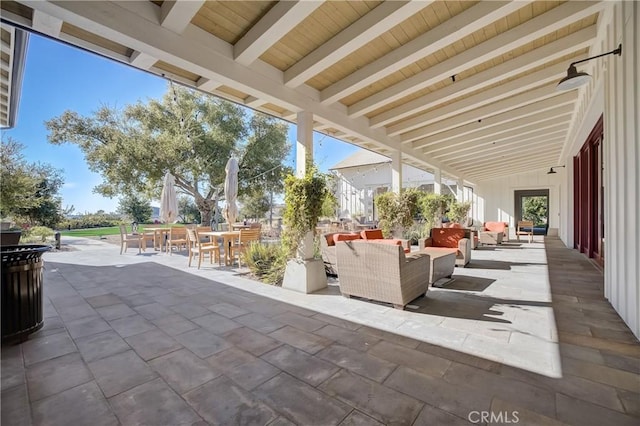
xmin=1 ymin=236 xmax=638 ymax=425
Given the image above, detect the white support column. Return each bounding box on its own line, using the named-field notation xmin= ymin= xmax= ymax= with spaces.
xmin=391 ymin=150 xmax=402 ymax=193
xmin=296 ymin=111 xmax=313 ymax=177
xmin=457 ymin=178 xmax=464 ymax=201
xmin=434 ymin=168 xmax=442 ymax=194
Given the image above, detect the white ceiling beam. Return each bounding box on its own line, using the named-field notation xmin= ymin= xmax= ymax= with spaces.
xmin=434 ymin=131 xmax=567 ymax=162
xmin=244 ymin=96 xmax=264 ymax=108
xmin=32 ymin=9 xmax=62 ymax=37
xmin=320 ymin=1 xmax=528 ymax=105
xmin=196 ymin=77 xmax=222 ymax=92
xmin=284 ymin=0 xmax=431 ymax=88
xmin=234 ymin=1 xmax=322 ymax=66
xmin=129 ymin=51 xmax=157 ymax=69
xmin=400 ymin=87 xmax=576 ymax=143
xmin=159 ymin=0 xmax=205 ymax=34
xmin=412 ymin=90 xmax=571 ymax=149
xmin=426 ymin=123 xmax=570 ymax=158
xmin=391 ymin=61 xmax=582 ymax=138
xmin=347 ymin=1 xmax=603 ymax=117
xmin=369 ymin=26 xmax=596 ymax=129
xmin=399 ymin=92 xmax=576 ymax=145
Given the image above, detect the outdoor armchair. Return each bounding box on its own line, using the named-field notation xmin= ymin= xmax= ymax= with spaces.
xmin=419 ymin=228 xmax=471 ymax=267
xmin=335 ymin=240 xmax=430 ymax=310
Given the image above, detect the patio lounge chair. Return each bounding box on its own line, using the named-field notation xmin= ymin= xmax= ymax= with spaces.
xmin=335 ymin=240 xmax=431 ymax=310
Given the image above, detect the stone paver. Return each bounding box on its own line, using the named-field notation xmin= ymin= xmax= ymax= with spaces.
xmin=1 ymin=236 xmax=637 ymax=425
xmin=254 ymin=373 xmax=351 ymax=426
xmin=25 ymin=353 xmax=93 ymax=402
xmin=184 ymin=376 xmax=278 ymax=425
xmin=108 ymin=378 xmax=202 ymax=425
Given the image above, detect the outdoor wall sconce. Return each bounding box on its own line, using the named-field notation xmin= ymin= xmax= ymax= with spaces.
xmin=547 ymin=165 xmax=566 ymax=174
xmin=557 ymin=44 xmax=622 ymax=91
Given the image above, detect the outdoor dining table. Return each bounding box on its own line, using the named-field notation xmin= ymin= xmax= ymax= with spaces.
xmin=199 ymin=230 xmax=240 ymax=266
xmin=143 ymin=227 xmax=171 ymax=251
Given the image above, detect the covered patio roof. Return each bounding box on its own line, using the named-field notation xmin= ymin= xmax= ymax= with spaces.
xmin=0 ymin=0 xmax=606 ymax=182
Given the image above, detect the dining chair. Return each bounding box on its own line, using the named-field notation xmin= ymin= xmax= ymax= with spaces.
xmin=516 ymin=220 xmax=534 ymax=243
xmin=186 ymin=228 xmax=221 ymax=269
xmin=118 ymin=224 xmax=147 ymax=254
xmin=229 ymin=228 xmax=261 ymax=267
xmin=166 ymin=227 xmax=188 ymax=255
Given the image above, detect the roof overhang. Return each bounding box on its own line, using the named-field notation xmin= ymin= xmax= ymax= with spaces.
xmin=0 ymin=1 xmax=609 ymax=182
xmin=0 ymin=22 xmax=28 ymax=129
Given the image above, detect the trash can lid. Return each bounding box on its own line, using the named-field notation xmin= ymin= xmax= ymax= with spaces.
xmin=1 ymin=245 xmax=51 ymax=263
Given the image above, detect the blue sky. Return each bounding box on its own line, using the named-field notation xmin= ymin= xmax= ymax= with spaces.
xmin=3 ymin=34 xmax=359 ymax=213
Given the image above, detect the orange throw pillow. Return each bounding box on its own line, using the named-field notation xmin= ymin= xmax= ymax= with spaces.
xmin=361 ymin=229 xmax=384 ymax=240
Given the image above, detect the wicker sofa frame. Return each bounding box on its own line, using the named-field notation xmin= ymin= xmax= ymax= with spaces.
xmin=335 ymin=240 xmax=431 ymax=310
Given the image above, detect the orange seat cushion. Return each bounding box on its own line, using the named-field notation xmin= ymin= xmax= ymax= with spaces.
xmin=484 ymin=221 xmax=506 ymax=233
xmin=333 ymin=233 xmax=362 ymax=243
xmin=431 ymin=228 xmax=466 ymax=249
xmin=360 ymin=229 xmax=384 ymax=240
xmin=369 ymin=238 xmax=410 ymax=253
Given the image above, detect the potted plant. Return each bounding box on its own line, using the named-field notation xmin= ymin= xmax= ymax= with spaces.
xmin=281 ymin=165 xmax=332 ymax=293
xmin=448 ymin=200 xmax=472 ymax=225
xmin=374 ymin=189 xmax=420 ymax=238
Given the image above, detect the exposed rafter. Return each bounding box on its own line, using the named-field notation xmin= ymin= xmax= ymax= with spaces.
xmin=159 ymin=0 xmax=206 ymax=35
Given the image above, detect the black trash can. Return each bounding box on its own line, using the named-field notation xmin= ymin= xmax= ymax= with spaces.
xmin=1 ymin=244 xmax=51 ymax=343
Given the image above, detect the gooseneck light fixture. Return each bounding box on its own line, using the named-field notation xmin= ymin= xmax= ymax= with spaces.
xmin=547 ymin=165 xmax=566 ymax=175
xmin=557 ymin=44 xmax=622 ymax=91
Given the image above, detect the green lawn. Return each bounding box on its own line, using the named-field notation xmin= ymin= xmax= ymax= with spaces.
xmin=59 ymin=224 xmax=185 ymax=238
xmin=59 ymin=226 xmax=121 ymax=237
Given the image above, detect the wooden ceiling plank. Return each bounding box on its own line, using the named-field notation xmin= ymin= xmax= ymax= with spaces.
xmin=370 ymin=25 xmax=595 ymax=128
xmin=400 ymin=93 xmax=576 ymax=145
xmin=462 ymin=151 xmax=561 ymax=178
xmin=320 ymin=1 xmax=526 ymax=105
xmin=433 ymin=130 xmax=567 ymax=162
xmin=348 ymin=1 xmax=603 ymax=117
xmin=447 ymin=137 xmax=566 ymax=166
xmin=419 ymin=111 xmax=572 ymax=154
xmin=395 ymin=76 xmax=569 ymax=142
xmin=160 ymin=0 xmax=206 ymax=34
xmin=424 ymin=122 xmax=570 ymax=158
xmin=284 ymin=1 xmax=431 ymax=88
xmin=234 ymin=0 xmax=322 ymax=66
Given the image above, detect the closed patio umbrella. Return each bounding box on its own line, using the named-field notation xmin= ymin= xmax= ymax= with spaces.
xmin=160 ymin=172 xmax=178 ymax=224
xmin=223 ymin=157 xmax=239 ymax=227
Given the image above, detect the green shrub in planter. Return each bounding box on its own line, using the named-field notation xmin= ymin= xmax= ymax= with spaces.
xmin=242 ymin=242 xmax=287 ymax=286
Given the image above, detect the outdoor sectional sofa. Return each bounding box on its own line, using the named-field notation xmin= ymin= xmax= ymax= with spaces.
xmin=335 ymin=240 xmax=431 ymax=309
